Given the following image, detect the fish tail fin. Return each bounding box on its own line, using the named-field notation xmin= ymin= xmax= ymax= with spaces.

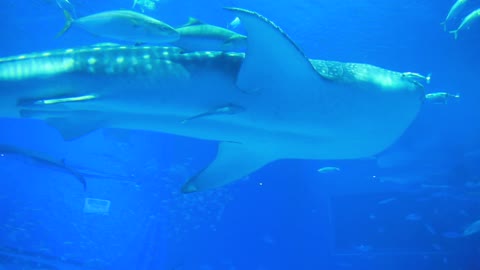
xmin=440 ymin=21 xmax=446 ymax=32
xmin=449 ymin=30 xmax=458 ymax=40
xmin=63 ymin=161 xmax=88 ymax=191
xmin=56 ymin=10 xmax=74 ymax=38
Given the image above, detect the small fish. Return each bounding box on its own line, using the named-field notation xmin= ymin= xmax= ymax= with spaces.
xmin=354 ymin=244 xmax=372 ymax=253
xmin=377 ymin=197 xmax=397 ymax=205
xmin=432 ymin=243 xmax=442 ymax=251
xmin=425 ymin=92 xmax=460 ymax=104
xmin=464 ymin=219 xmax=480 ymax=236
xmin=405 ymin=213 xmax=422 ymax=221
xmin=424 ymin=223 xmax=437 ymax=235
xmin=317 ymin=166 xmax=340 ymax=173
xmin=402 ymin=72 xmax=431 ymax=84
xmin=172 ymin=17 xmax=247 ymax=52
xmin=182 ymin=104 xmax=245 ymax=124
xmin=441 ymin=0 xmax=469 ymax=31
xmin=228 ymin=17 xmax=241 ymax=29
xmin=57 ymin=10 xmax=180 ymax=44
xmin=450 ymin=8 xmax=480 ymax=39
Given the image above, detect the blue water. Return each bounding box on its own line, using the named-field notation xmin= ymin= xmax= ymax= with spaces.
xmin=1 ymin=0 xmax=480 ymax=269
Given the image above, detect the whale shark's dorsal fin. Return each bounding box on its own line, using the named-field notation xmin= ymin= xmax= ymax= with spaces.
xmin=181 ymin=7 xmax=325 ymax=192
xmin=224 ymin=7 xmax=324 ymax=94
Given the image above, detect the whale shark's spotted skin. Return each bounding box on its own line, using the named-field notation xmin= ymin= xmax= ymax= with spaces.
xmin=0 ymin=45 xmax=244 ymax=81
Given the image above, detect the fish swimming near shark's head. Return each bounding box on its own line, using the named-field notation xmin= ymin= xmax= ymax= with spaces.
xmin=0 ymin=8 xmax=424 ymax=193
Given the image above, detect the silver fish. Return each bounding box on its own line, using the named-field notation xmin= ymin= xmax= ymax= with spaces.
xmin=402 ymin=72 xmax=431 ymax=84
xmin=425 ymin=92 xmax=460 ymax=104
xmin=449 ymin=8 xmax=480 ymax=39
xmin=172 ymin=17 xmax=247 ymax=51
xmin=57 ymin=9 xmax=179 ymax=44
xmin=441 ymin=0 xmax=469 ymax=31
xmin=464 ymin=219 xmax=480 ymax=236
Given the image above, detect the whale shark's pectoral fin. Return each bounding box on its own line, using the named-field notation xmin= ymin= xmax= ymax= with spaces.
xmin=224 ymin=7 xmax=323 ymax=94
xmin=181 ymin=142 xmax=276 ymax=193
xmin=46 ymin=117 xmax=106 ymax=141
xmin=20 ymin=110 xmax=107 ymax=141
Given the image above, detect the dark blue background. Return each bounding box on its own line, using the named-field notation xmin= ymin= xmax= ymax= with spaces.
xmin=0 ymin=0 xmax=479 ymax=269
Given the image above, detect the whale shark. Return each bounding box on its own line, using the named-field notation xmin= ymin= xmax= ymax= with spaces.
xmin=0 ymin=8 xmax=424 ymax=193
